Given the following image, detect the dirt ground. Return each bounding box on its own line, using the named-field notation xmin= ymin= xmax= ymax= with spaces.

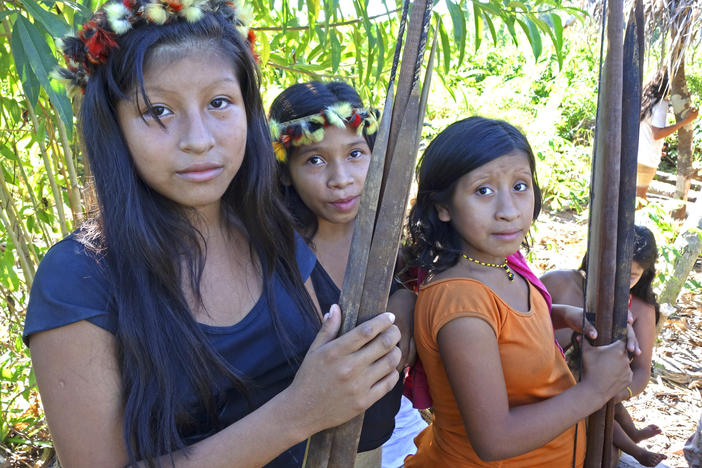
xmin=531 ymin=208 xmax=702 ymax=468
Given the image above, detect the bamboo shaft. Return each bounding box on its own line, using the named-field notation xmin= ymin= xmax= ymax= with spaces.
xmin=0 ymin=190 xmax=35 ymax=288
xmin=56 ymin=113 xmax=83 ymax=226
xmin=27 ymin=102 xmax=69 ymax=237
xmin=15 ymin=142 xmax=52 ymax=246
xmin=0 ymin=174 xmax=39 ymax=271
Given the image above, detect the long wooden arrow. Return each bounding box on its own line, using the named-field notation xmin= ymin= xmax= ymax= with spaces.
xmin=303 ymin=1 xmax=433 ymax=466
xmin=584 ymin=1 xmax=643 ymax=466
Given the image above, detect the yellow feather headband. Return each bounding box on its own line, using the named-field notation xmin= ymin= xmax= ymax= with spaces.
xmin=269 ymin=103 xmax=380 ymax=163
xmin=53 ymin=0 xmax=254 ymax=97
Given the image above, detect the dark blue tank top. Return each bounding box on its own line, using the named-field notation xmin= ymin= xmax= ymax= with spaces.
xmin=24 ymin=233 xmax=318 ymax=467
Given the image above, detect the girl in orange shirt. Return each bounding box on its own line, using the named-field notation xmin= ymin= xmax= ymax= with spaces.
xmin=404 ymin=116 xmax=633 ymax=467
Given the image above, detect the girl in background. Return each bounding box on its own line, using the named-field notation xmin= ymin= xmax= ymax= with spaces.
xmin=269 ymin=81 xmax=427 ymax=468
xmin=404 ymin=116 xmax=632 ymax=467
xmin=637 ymin=68 xmax=698 ymax=198
xmin=542 ymin=225 xmax=667 ymax=467
xmin=24 ymin=4 xmax=401 ymax=466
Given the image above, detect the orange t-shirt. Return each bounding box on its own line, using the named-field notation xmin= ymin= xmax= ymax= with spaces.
xmin=405 ymin=278 xmax=586 ymax=467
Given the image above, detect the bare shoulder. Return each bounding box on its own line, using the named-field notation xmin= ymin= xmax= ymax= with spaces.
xmin=540 ymin=269 xmax=580 ymax=287
xmin=629 ymin=295 xmax=655 ymax=321
xmin=541 ymin=269 xmax=582 ymax=294
xmin=30 ymin=321 xmax=127 ymax=466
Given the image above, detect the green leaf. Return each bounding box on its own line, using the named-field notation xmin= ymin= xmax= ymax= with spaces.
xmin=0 ymin=10 xmax=18 ymax=21
xmin=364 ymin=38 xmax=375 ymax=82
xmin=12 ymin=17 xmax=73 ymax=135
xmin=258 ymin=27 xmax=271 ymax=65
xmin=0 ymin=144 xmax=19 ymax=162
xmin=550 ymin=13 xmax=564 ymax=67
xmin=36 ymin=210 xmax=53 ymax=224
xmin=16 ymin=0 xmax=70 ymax=36
xmin=374 ymin=24 xmax=384 ymax=83
xmin=438 ymin=17 xmax=451 ymax=74
xmin=446 ymin=0 xmax=465 ymax=66
xmin=11 ymin=24 xmax=41 ymax=108
xmin=503 ymin=16 xmax=519 ymax=45
xmin=331 ymin=30 xmax=341 ymax=73
xmin=438 ymin=72 xmax=456 ymax=101
xmin=517 ymin=17 xmax=541 ymax=60
xmin=472 ymin=2 xmax=481 ymax=51
xmin=306 ymin=0 xmax=320 ymax=24
xmin=59 ymin=0 xmax=93 ymax=21
xmin=475 ymin=5 xmax=497 ymax=44
xmin=2 ymin=164 xmax=16 ymax=185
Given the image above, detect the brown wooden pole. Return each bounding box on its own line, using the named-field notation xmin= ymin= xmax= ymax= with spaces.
xmin=584 ymin=0 xmax=623 ymax=466
xmin=381 ymin=0 xmax=432 ymax=192
xmin=302 ymin=1 xmax=432 ymax=466
xmin=615 ymin=0 xmax=644 ymax=345
xmin=324 ymin=4 xmax=432 ymax=466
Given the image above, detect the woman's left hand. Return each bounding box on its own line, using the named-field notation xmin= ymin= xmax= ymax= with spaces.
xmin=552 ymin=304 xmax=597 ymax=341
xmin=554 ymin=305 xmax=641 ymax=357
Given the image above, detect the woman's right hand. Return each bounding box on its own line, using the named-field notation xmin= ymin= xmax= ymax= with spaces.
xmin=287 ymin=304 xmax=401 ymax=434
xmin=581 ymin=339 xmax=632 ymax=403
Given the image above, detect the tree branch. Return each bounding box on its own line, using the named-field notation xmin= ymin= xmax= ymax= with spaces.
xmin=265 ymin=61 xmax=340 ymax=80
xmin=252 ymin=8 xmax=400 ymax=32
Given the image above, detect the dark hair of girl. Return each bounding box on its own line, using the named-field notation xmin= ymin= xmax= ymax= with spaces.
xmin=640 ymin=68 xmax=669 ymax=121
xmin=579 ymin=225 xmax=660 ymax=323
xmin=268 ymin=81 xmax=376 ymax=240
xmin=630 ymin=225 xmax=660 ymax=323
xmin=407 ymin=116 xmax=542 ymax=276
xmin=77 ymin=13 xmax=318 ymax=466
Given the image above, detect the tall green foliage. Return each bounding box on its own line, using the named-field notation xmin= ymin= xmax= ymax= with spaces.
xmin=0 ymin=0 xmax=577 ymax=459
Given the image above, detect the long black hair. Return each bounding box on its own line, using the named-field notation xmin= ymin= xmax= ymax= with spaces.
xmin=579 ymin=225 xmax=660 ymax=324
xmin=407 ymin=116 xmax=542 ymax=275
xmin=78 ymin=13 xmax=317 ymax=466
xmin=268 ymin=81 xmax=376 ymax=239
xmin=630 ymin=225 xmax=660 ymax=323
xmin=640 ymin=68 xmax=669 ymax=121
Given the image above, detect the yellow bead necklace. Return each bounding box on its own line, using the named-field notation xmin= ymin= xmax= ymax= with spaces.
xmin=461 ymin=252 xmax=515 ymax=281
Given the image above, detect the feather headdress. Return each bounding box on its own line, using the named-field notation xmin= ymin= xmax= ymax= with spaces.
xmin=269 ymin=105 xmax=380 ymax=163
xmin=53 ymin=0 xmax=254 ymax=97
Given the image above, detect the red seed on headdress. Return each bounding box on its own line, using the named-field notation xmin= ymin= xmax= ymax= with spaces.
xmin=80 ymin=21 xmax=118 ymax=65
xmin=165 ymin=0 xmax=184 ymax=12
xmin=350 ymin=113 xmax=362 ymax=128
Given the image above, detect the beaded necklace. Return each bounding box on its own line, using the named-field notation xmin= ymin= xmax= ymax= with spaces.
xmin=461 ymin=252 xmax=514 ymax=281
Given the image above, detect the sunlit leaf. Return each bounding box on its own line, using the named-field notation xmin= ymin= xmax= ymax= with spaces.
xmin=446 ymin=0 xmax=465 ymax=66
xmin=16 ymin=0 xmax=69 ymax=36
xmin=12 ymin=17 xmax=73 ymax=133
xmin=331 ymin=30 xmax=341 ymax=73
xmin=438 ymin=17 xmax=450 ymax=74
xmin=375 ymin=24 xmax=384 ymax=83
xmin=11 ymin=22 xmax=41 ymax=107
xmin=516 ymin=17 xmax=541 ymax=60
xmin=0 ymin=10 xmax=18 ymax=21
xmin=472 ymin=2 xmax=481 ymax=51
